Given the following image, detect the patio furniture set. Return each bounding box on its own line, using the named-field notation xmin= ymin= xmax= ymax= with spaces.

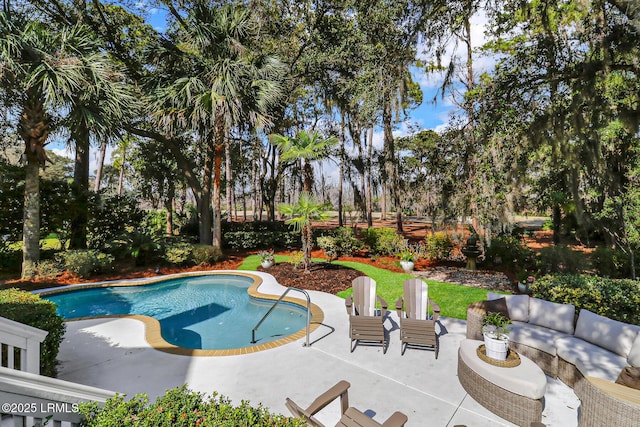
xmin=286 ymin=277 xmax=440 ymax=427
xmin=466 ymin=292 xmax=640 ymax=427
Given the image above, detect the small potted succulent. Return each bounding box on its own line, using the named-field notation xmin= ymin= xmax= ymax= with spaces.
xmin=482 ymin=312 xmax=512 ymax=361
xmin=258 ymin=248 xmax=275 ymax=268
xmin=399 ymin=249 xmax=415 ymax=272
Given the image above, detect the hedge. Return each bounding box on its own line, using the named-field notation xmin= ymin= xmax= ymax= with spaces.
xmin=531 ymin=274 xmax=640 ymax=325
xmin=0 ymin=289 xmax=65 ymax=376
xmin=79 ymin=385 xmax=305 ymax=427
xmin=223 ymin=231 xmax=300 ymax=250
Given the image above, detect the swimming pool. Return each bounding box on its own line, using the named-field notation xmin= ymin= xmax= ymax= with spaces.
xmin=42 ymin=273 xmax=312 ymax=353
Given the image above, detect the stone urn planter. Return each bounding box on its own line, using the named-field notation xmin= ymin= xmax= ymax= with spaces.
xmin=399 ymin=260 xmax=415 ymax=272
xmin=261 ymin=260 xmax=274 ymax=269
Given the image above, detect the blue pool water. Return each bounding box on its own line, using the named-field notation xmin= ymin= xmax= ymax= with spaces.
xmin=43 ymin=274 xmax=308 ymax=350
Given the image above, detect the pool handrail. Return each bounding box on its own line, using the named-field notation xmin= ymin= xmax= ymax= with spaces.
xmin=251 ymin=287 xmax=311 ymax=347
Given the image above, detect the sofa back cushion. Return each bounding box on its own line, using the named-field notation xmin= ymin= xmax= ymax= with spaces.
xmin=627 ymin=335 xmax=640 ymax=366
xmin=528 ymin=298 xmax=575 ymax=334
xmin=487 ymin=292 xmax=529 ymax=322
xmin=574 ymin=309 xmax=640 ymax=358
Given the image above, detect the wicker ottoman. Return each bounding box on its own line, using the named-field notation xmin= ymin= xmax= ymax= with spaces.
xmin=458 ymin=339 xmax=547 ymax=427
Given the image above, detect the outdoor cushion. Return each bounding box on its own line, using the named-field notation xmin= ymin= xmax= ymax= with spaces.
xmin=459 ymin=339 xmax=546 ymax=399
xmin=509 ymin=321 xmax=568 ymax=356
xmin=574 ymin=309 xmax=640 ymax=358
xmin=556 ymin=335 xmax=629 ymax=382
xmin=628 ymin=334 xmax=640 ymax=367
xmin=528 ymin=298 xmax=575 ymax=335
xmin=487 ymin=292 xmax=529 ymax=322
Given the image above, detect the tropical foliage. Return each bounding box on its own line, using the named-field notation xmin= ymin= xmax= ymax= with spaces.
xmin=0 ymin=0 xmax=638 ymax=279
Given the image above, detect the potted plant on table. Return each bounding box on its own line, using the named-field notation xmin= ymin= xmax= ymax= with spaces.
xmin=481 ymin=312 xmax=512 ymax=361
xmin=258 ymin=249 xmax=275 ymax=268
xmin=399 ymin=249 xmax=415 ymax=272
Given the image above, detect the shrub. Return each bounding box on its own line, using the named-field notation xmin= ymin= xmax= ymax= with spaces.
xmin=87 ymin=194 xmax=145 ymax=250
xmin=223 ymin=230 xmax=300 ymax=250
xmin=34 ymin=260 xmax=64 ymax=279
xmin=317 ymin=236 xmax=338 ymax=260
xmin=531 ymin=274 xmax=640 ymax=325
xmin=0 ymin=289 xmax=65 ymax=377
xmin=538 ymin=245 xmax=583 ymax=274
xmin=56 ymin=250 xmax=114 ymax=278
xmin=361 ymin=227 xmax=404 ymax=255
xmin=332 ymin=227 xmax=363 ymax=256
xmin=485 ymin=235 xmax=534 ymax=268
xmin=289 ymin=251 xmax=305 ymax=269
xmin=163 ymin=242 xmax=194 ymax=266
xmin=0 ymin=243 xmax=21 ymax=269
xmin=317 ymin=227 xmax=363 ymax=259
xmin=78 ymin=385 xmax=305 ymax=427
xmin=192 ymin=245 xmax=222 ymax=265
xmin=591 ymin=246 xmax=633 ymax=278
xmin=425 ymin=232 xmax=454 ymax=261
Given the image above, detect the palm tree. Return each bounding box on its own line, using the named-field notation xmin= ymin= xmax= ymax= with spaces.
xmin=150 ymin=2 xmax=285 ymax=251
xmin=279 ymin=193 xmax=329 ymax=271
xmin=269 ymin=130 xmax=338 ymax=194
xmin=0 ymin=12 xmax=122 ymax=277
xmin=66 ymin=55 xmax=136 ymax=249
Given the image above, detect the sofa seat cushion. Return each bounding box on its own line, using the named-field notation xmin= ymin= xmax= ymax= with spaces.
xmin=574 ymin=309 xmax=640 ymax=358
xmin=528 ymin=298 xmax=575 ymax=335
xmin=509 ymin=321 xmax=568 ymax=356
xmin=556 ymin=336 xmax=629 ymax=382
xmin=487 ymin=293 xmax=529 ymax=322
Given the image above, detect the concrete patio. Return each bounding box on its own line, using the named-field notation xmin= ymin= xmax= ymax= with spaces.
xmin=54 ymin=271 xmax=580 ymax=426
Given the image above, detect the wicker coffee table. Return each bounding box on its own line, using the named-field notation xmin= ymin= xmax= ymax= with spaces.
xmin=458 ymin=339 xmax=547 ymax=427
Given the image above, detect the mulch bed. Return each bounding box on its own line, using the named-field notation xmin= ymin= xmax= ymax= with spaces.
xmin=257 ymin=262 xmax=362 ymax=294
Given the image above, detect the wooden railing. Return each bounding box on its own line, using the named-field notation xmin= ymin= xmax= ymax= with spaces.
xmin=0 ymin=316 xmax=48 ymax=374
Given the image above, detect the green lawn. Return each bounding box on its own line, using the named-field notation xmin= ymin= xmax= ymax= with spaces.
xmin=239 ymin=255 xmax=508 ymax=320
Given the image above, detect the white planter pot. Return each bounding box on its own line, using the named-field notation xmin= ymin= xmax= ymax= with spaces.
xmin=400 ymin=260 xmax=414 ymax=272
xmin=518 ymin=282 xmax=528 ymax=294
xmin=261 ymin=260 xmax=274 ymax=269
xmin=483 ymin=333 xmax=509 ymax=361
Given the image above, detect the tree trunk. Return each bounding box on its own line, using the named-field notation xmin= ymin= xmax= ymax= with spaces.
xmin=553 ymin=203 xmax=561 ymax=245
xmin=165 ymin=182 xmax=175 ymax=237
xmin=382 ymin=98 xmax=402 ymax=232
xmin=366 ymin=128 xmax=373 ymax=227
xmin=212 ymin=115 xmax=225 ymax=251
xmin=22 ymin=152 xmax=41 ymax=278
xmin=19 ymin=98 xmax=49 ymax=278
xmin=225 ymin=137 xmax=233 ymax=221
xmin=94 ymin=140 xmax=107 ymax=192
xmin=70 ymin=130 xmax=90 ymax=249
xmin=200 ymin=140 xmax=214 ymax=245
xmin=117 ymin=150 xmax=126 ymax=196
xmin=338 ymin=120 xmax=345 ymax=227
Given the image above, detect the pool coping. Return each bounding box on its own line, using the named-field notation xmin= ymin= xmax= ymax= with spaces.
xmin=38 ymin=271 xmax=324 ymax=357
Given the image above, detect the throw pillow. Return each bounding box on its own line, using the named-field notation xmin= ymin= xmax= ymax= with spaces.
xmin=616 ymin=366 xmax=640 ymax=390
xmin=485 ymin=297 xmax=509 ymax=318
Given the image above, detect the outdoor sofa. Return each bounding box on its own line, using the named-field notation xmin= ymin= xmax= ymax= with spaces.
xmin=466 ymin=293 xmax=640 ymax=427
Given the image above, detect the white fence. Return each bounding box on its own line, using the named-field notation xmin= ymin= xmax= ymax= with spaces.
xmin=0 ymin=317 xmax=48 ymax=374
xmin=0 ymin=317 xmax=116 ymax=426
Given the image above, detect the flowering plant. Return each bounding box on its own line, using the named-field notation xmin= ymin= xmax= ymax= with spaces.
xmin=258 ymin=249 xmax=274 ymax=263
xmin=526 ymin=275 xmax=535 ymax=284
